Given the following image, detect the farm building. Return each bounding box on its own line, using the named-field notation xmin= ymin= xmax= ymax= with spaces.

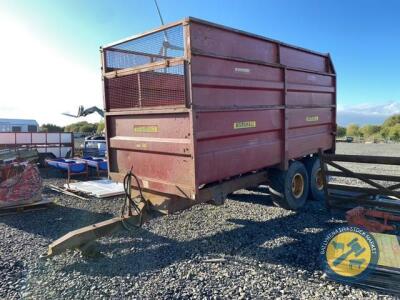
xmin=0 ymin=118 xmax=39 ymax=132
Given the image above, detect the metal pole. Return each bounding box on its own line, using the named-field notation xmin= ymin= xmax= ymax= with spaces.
xmin=153 ymin=0 xmax=165 ymax=25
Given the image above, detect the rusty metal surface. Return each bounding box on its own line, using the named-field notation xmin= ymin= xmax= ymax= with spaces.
xmin=102 ymin=18 xmax=336 ymax=201
xmin=346 ymin=206 xmax=400 ymax=233
xmin=105 ymin=64 xmax=185 ymax=110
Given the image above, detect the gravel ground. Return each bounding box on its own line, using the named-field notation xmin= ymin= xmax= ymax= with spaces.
xmin=1 ymin=143 xmax=400 ymax=299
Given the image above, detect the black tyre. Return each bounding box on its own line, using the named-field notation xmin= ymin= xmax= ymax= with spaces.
xmin=203 ymin=183 xmax=227 ymax=206
xmin=38 ymin=153 xmax=56 ymax=168
xmin=304 ymin=156 xmax=325 ymax=202
xmin=208 ymin=194 xmax=227 ymax=206
xmin=268 ymin=161 xmax=309 ymax=210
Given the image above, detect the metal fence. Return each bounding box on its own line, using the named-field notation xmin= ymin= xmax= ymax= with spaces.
xmin=104 ymin=25 xmax=184 ymax=72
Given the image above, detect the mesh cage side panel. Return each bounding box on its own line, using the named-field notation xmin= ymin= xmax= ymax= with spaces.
xmin=104 ymin=25 xmax=184 ymax=71
xmin=105 ymin=73 xmax=140 ymax=109
xmin=105 ymin=64 xmax=185 ymax=110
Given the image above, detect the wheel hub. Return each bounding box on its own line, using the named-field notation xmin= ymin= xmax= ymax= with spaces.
xmin=291 ymin=173 xmax=304 ymax=199
xmin=315 ymin=168 xmax=324 ymax=191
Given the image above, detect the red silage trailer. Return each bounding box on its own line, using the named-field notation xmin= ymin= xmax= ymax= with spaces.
xmin=101 ymin=17 xmax=336 ymax=212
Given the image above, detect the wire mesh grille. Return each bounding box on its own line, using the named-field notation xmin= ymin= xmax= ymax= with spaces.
xmin=104 ymin=25 xmax=184 ymax=71
xmin=105 ymin=64 xmax=185 ymax=109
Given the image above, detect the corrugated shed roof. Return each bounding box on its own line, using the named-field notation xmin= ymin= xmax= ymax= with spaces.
xmin=0 ymin=118 xmax=39 ymax=126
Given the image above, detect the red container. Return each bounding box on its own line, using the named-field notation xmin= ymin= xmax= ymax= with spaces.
xmin=101 ymin=17 xmax=336 ymax=209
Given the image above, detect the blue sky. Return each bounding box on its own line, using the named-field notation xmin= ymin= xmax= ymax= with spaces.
xmin=1 ymin=0 xmax=399 ymax=125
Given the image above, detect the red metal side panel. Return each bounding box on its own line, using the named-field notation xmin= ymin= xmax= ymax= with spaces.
xmin=286 ymin=108 xmax=334 ymax=158
xmin=287 ymin=124 xmax=333 ymax=158
xmin=286 ymin=70 xmax=335 ymax=107
xmin=195 ymin=110 xmax=282 ymax=184
xmin=286 ymin=70 xmax=333 ymax=87
xmin=107 ymin=112 xmax=195 ymax=198
xmin=190 ymin=54 xmax=334 ymax=187
xmin=287 ymin=92 xmax=333 ymax=107
xmin=190 ymin=55 xmax=284 ymax=185
xmin=193 ymin=88 xmax=282 ymax=108
xmin=191 ymin=56 xmax=283 ymax=108
xmin=190 ymin=22 xmax=278 ymax=63
xmin=285 ymin=67 xmax=335 ymax=159
xmin=280 ymin=46 xmax=328 ymax=73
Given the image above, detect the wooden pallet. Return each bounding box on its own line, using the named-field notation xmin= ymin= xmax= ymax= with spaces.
xmin=0 ymin=197 xmax=53 ymax=216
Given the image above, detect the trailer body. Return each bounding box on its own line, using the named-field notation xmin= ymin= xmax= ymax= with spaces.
xmin=102 ymin=17 xmax=336 ymax=209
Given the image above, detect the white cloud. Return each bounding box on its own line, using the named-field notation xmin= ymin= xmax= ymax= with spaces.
xmin=0 ymin=11 xmax=103 ymax=126
xmin=338 ymin=101 xmax=400 ymax=126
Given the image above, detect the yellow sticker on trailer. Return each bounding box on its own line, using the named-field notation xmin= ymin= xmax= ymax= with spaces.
xmin=134 ymin=125 xmax=159 ymax=133
xmin=233 ymin=121 xmax=256 ymax=129
xmin=306 ymin=116 xmax=319 ymax=122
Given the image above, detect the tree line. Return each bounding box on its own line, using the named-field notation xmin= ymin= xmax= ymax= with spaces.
xmin=40 ymin=120 xmax=105 ymax=134
xmin=337 ymin=114 xmax=400 ymax=141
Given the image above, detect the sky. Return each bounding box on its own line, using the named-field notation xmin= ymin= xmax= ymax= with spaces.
xmin=0 ymin=0 xmax=399 ymax=126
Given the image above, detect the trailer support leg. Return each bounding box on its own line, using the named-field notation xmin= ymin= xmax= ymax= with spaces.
xmin=47 ymin=202 xmax=146 ymax=257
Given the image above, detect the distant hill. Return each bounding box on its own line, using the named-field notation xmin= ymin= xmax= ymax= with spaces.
xmin=337 ymin=102 xmax=400 ymax=126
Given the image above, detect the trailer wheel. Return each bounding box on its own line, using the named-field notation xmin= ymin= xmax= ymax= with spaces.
xmin=268 ymin=161 xmax=309 ymax=210
xmin=304 ymin=157 xmax=325 ymax=202
xmin=208 ymin=193 xmax=227 ymax=206
xmin=203 ymin=184 xmax=227 ymax=206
